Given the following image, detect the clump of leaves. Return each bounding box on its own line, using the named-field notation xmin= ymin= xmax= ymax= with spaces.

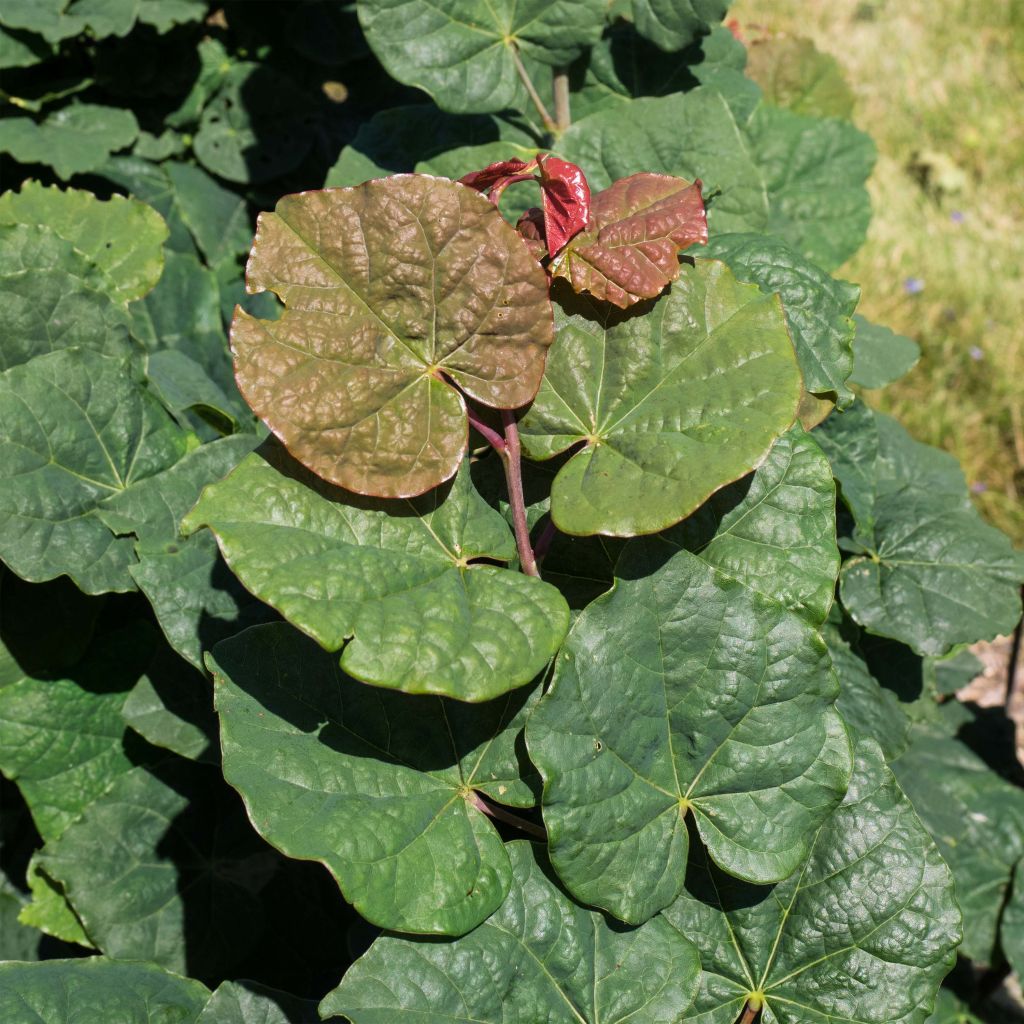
xmin=0 ymin=4 xmax=1022 ymax=1024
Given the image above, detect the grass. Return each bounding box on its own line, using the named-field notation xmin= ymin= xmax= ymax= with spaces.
xmin=731 ymin=0 xmax=1024 ymax=545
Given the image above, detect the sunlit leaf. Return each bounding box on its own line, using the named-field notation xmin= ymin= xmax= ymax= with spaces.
xmin=233 ymin=176 xmax=554 ymax=498
xmin=322 ymin=841 xmax=701 ymax=1022
xmin=664 ymin=738 xmax=961 ymax=1024
xmin=184 ymin=449 xmax=568 ymax=701
xmin=357 ymin=0 xmax=605 ymax=115
xmin=550 ymin=172 xmax=707 ymax=307
xmin=0 ymin=181 xmax=167 ymax=302
xmin=519 ymin=260 xmax=801 ymax=537
xmin=0 ymin=103 xmax=138 ymax=180
xmin=526 ymin=543 xmax=851 ymax=923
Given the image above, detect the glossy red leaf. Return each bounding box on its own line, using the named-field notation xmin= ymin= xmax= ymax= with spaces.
xmin=536 ymin=154 xmax=591 ymax=258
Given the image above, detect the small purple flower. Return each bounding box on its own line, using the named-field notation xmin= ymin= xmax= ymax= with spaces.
xmin=903 ymin=277 xmax=925 ymax=294
xmin=970 ymin=481 xmax=988 ymax=494
xmin=950 ymin=210 xmax=965 ymax=223
xmin=969 ymin=345 xmax=984 ymax=361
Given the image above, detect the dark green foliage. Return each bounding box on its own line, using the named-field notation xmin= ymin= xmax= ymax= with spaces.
xmin=0 ymin=4 xmax=1021 ymax=1022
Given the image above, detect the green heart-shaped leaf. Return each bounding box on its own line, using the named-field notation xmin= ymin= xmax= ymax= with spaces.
xmin=0 ymin=181 xmax=168 ymax=303
xmin=526 ymin=544 xmax=852 ymax=924
xmin=817 ymin=401 xmax=1024 ymax=655
xmin=559 ymin=89 xmax=769 ymax=235
xmin=519 ymin=259 xmax=802 ymax=537
xmin=697 ymin=233 xmax=860 ymax=402
xmin=233 ymin=176 xmax=554 ymax=498
xmin=0 ymin=348 xmax=193 ymax=594
xmin=664 ymin=738 xmax=961 ymax=1024
xmin=98 ymin=435 xmax=266 ymax=670
xmin=630 ymin=0 xmax=728 ymax=52
xmin=744 ymin=36 xmax=856 ymax=120
xmin=357 ymin=0 xmax=605 ymax=115
xmin=0 ymin=103 xmax=139 ymax=180
xmin=892 ymin=730 xmax=1024 ymax=965
xmin=0 ymin=624 xmax=157 ymax=843
xmin=661 ymin=424 xmax=839 ymax=625
xmin=0 ymin=960 xmax=209 ymax=1023
xmin=208 ymin=622 xmax=541 ymax=935
xmin=849 ymin=314 xmax=920 ymax=389
xmin=37 ymin=759 xmax=286 ymax=976
xmin=184 ymin=446 xmax=568 ymax=701
xmin=322 ymin=841 xmax=702 ymax=1022
xmin=0 ymin=224 xmax=133 ymax=371
xmin=749 ymin=103 xmax=876 ymax=271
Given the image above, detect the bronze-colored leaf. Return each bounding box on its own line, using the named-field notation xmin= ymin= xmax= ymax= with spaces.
xmin=232 ymin=175 xmax=554 ymax=498
xmin=550 ymin=172 xmax=707 ymax=308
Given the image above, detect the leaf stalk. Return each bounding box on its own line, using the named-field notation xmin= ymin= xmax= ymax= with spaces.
xmin=510 ymin=43 xmax=557 ymax=133
xmin=500 ymin=409 xmax=540 ymax=577
xmin=553 ymin=68 xmax=571 ymax=131
xmin=468 ymin=789 xmax=546 ymax=840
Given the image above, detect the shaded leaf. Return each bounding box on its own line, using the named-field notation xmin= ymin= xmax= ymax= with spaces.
xmin=184 ymin=449 xmax=568 ymax=701
xmin=630 ymin=0 xmax=728 ymax=52
xmin=322 ymin=840 xmax=701 ymax=1022
xmin=817 ymin=402 xmax=1024 ymax=655
xmin=18 ymin=855 xmax=93 ymax=948
xmin=550 ymin=172 xmax=707 ymax=307
xmin=748 ymin=103 xmax=875 ymax=270
xmin=0 ymin=959 xmax=209 ymax=1023
xmin=98 ymin=155 xmax=198 ymax=256
xmin=164 ymin=161 xmax=252 ymax=270
xmin=193 ymin=63 xmax=316 ymax=185
xmin=664 ymin=738 xmax=961 ymax=1024
xmin=519 ymin=260 xmax=801 ymax=537
xmin=325 ymin=104 xmax=527 ymax=188
xmin=233 ymin=175 xmax=554 ymax=498
xmin=745 ymin=36 xmax=856 ymax=120
xmin=925 ymin=990 xmax=984 ymax=1024
xmin=357 ymin=0 xmax=605 ymax=115
xmin=0 ymin=624 xmax=155 ymax=842
xmin=0 ymin=26 xmax=54 ymax=69
xmin=892 ymin=730 xmax=1024 ymax=965
xmin=0 ymin=181 xmax=167 ymax=302
xmin=559 ymin=89 xmax=769 ymax=234
xmin=0 ymin=348 xmax=192 ymax=594
xmin=38 ymin=759 xmax=283 ymax=976
xmin=98 ymin=435 xmax=266 ymax=669
xmin=121 ymin=648 xmax=217 ymax=763
xmin=526 ymin=544 xmax=851 ymax=924
xmin=1002 ymin=862 xmax=1024 ymax=985
xmin=0 ymin=103 xmax=138 ymax=179
xmin=660 ymin=423 xmax=839 ymax=625
xmin=0 ymin=223 xmax=133 ymax=371
xmin=697 ymin=232 xmax=860 ymax=402
xmin=198 ymin=981 xmax=330 ymax=1024
xmin=209 ymin=622 xmax=541 ymax=935
xmin=850 ymin=314 xmax=921 ymax=389
xmin=824 ymin=616 xmax=910 ymax=760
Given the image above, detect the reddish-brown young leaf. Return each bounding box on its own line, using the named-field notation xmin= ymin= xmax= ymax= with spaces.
xmin=536 ymin=154 xmax=591 ymax=257
xmin=231 ymin=175 xmax=554 ymax=499
xmin=550 ymin=173 xmax=708 ymax=308
xmin=516 ymin=207 xmax=547 ymax=261
xmin=459 ymin=158 xmax=534 ymax=193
